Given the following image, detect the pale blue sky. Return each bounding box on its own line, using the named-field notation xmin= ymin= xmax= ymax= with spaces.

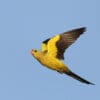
xmin=0 ymin=0 xmax=100 ymax=100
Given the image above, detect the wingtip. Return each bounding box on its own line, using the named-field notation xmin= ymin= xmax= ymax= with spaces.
xmin=80 ymin=27 xmax=86 ymax=32
xmin=77 ymin=27 xmax=87 ymax=34
xmin=63 ymin=27 xmax=87 ymax=35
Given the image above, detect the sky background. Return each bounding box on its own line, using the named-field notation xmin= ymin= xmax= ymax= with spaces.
xmin=0 ymin=0 xmax=100 ymax=100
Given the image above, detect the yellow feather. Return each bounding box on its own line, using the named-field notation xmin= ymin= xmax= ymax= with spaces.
xmin=47 ymin=35 xmax=60 ymax=57
xmin=42 ymin=43 xmax=47 ymax=52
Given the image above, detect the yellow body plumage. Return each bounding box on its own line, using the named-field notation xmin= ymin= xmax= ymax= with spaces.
xmin=32 ymin=50 xmax=69 ymax=73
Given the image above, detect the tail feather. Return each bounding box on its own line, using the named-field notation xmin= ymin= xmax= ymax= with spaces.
xmin=64 ymin=71 xmax=94 ymax=85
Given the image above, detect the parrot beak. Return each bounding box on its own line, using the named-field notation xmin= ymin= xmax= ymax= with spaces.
xmin=31 ymin=49 xmax=34 ymax=55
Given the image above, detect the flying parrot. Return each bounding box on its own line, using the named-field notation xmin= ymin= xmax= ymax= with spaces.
xmin=31 ymin=27 xmax=94 ymax=85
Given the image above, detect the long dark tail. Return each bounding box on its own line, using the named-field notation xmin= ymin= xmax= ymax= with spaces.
xmin=64 ymin=71 xmax=94 ymax=85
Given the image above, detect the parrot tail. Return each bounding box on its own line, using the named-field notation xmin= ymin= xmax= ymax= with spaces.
xmin=64 ymin=71 xmax=94 ymax=85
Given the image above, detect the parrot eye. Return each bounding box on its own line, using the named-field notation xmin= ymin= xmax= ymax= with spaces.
xmin=34 ymin=50 xmax=37 ymax=52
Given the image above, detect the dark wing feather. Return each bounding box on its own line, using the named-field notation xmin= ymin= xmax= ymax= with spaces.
xmin=56 ymin=27 xmax=86 ymax=59
xmin=43 ymin=38 xmax=50 ymax=44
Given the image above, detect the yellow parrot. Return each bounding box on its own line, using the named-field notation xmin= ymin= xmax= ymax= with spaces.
xmin=31 ymin=27 xmax=94 ymax=85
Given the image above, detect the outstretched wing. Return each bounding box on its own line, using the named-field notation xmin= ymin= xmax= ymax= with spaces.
xmin=42 ymin=27 xmax=86 ymax=59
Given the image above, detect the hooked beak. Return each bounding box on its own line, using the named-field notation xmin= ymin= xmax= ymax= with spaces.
xmin=31 ymin=49 xmax=34 ymax=55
